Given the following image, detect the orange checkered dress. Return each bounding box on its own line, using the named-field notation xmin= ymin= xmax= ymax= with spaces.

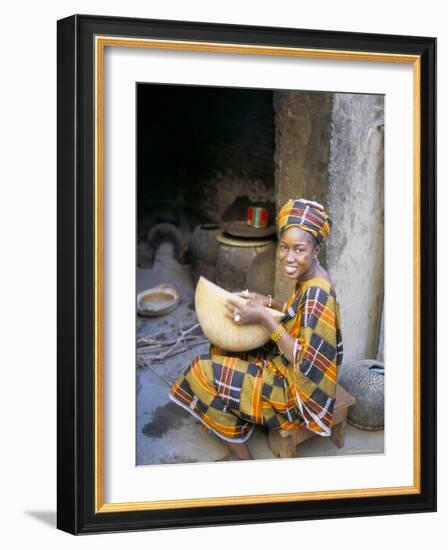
xmin=169 ymin=276 xmax=343 ymax=443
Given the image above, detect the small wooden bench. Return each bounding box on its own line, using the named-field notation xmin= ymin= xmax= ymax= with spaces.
xmin=268 ymin=384 xmax=355 ymax=458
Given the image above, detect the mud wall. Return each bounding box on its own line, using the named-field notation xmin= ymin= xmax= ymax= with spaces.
xmin=274 ymin=90 xmax=384 ymax=364
xmin=327 ymin=94 xmax=384 ymax=363
xmin=273 ymin=91 xmax=333 ymax=301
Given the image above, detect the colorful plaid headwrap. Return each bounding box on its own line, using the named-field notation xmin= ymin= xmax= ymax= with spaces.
xmin=277 ymin=198 xmax=331 ymax=244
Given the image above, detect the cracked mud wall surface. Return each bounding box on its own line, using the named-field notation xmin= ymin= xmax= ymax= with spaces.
xmin=327 ymin=94 xmax=385 ymax=364
xmin=273 ymin=91 xmax=384 ymax=364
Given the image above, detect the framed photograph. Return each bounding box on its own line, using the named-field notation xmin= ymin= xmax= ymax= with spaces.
xmin=57 ymin=14 xmax=436 ymax=534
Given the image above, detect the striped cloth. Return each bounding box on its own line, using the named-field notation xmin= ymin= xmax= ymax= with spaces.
xmin=277 ymin=198 xmax=331 ymax=244
xmin=169 ymin=276 xmax=343 ymax=443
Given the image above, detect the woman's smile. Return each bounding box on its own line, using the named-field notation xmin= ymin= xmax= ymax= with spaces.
xmin=284 ymin=265 xmax=298 ymax=275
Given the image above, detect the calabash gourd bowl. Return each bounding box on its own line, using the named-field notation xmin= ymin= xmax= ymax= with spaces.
xmin=195 ymin=276 xmax=284 ymax=352
xmin=137 ymin=284 xmax=180 ymax=317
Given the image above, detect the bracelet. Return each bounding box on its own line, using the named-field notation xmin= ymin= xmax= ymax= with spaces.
xmin=271 ymin=324 xmax=286 ymax=343
xmin=268 ymin=294 xmax=272 ymax=308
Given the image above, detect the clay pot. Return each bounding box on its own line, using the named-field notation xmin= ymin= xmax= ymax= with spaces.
xmin=338 ymin=359 xmax=384 ymax=431
xmin=215 ymin=234 xmax=276 ymax=292
xmin=189 ymin=224 xmax=221 ymax=286
xmin=195 ymin=277 xmax=284 ymax=352
xmin=246 ymin=245 xmax=277 ymax=296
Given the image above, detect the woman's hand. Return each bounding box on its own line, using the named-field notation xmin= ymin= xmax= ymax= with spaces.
xmin=225 ymin=297 xmax=269 ymax=326
xmin=234 ymin=289 xmax=285 ymax=313
xmin=226 ymin=296 xmax=300 ymax=364
xmin=233 ymin=290 xmax=270 ymax=307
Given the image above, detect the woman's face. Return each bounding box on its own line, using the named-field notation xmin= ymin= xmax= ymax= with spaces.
xmin=277 ymin=226 xmax=319 ymax=280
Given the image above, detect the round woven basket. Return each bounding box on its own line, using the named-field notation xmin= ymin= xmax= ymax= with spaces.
xmin=339 ymin=359 xmax=384 ymax=431
xmin=195 ymin=276 xmax=284 ymax=352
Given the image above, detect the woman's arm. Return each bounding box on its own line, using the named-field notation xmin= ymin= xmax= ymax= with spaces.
xmin=258 ymin=309 xmax=299 ymax=363
xmin=270 ymin=297 xmax=287 ymax=313
xmin=225 ymin=298 xmax=299 ymax=363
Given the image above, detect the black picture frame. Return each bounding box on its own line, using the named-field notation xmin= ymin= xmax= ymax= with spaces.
xmin=57 ymin=14 xmax=436 ymax=535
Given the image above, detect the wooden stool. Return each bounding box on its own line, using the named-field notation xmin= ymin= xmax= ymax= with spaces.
xmin=268 ymin=384 xmax=355 ymax=458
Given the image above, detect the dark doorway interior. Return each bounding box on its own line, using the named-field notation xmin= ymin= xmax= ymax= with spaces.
xmin=137 ymin=83 xmax=276 ymax=255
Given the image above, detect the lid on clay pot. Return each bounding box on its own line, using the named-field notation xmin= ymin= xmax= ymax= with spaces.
xmin=216 ymin=232 xmax=276 ymax=247
xmin=223 ymin=220 xmax=276 ymax=239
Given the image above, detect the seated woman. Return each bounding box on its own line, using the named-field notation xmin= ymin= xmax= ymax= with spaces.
xmin=169 ymin=198 xmax=343 ymax=460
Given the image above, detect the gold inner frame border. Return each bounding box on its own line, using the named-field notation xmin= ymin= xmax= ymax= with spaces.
xmin=94 ymin=35 xmax=421 ymax=513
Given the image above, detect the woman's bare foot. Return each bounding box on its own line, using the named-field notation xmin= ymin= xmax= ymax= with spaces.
xmin=215 ymin=453 xmax=233 ymax=462
xmin=226 ymin=442 xmax=253 ymax=460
